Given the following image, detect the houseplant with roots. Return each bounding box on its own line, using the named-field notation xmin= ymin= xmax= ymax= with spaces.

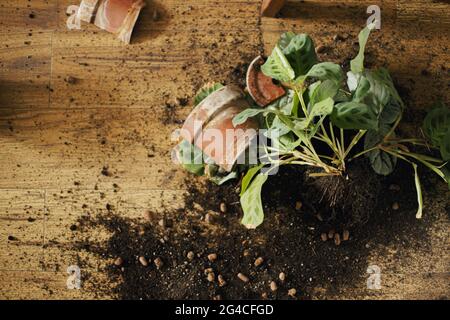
xmin=178 ymin=23 xmax=450 ymax=229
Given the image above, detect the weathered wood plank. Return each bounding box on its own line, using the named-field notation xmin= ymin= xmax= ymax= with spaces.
xmin=0 ymin=190 xmax=45 ymax=271
xmin=0 ymin=107 xmax=189 ymax=190
xmin=0 ymin=270 xmax=111 ymax=299
xmin=397 ymin=0 xmax=450 ymax=27
xmin=49 ymin=29 xmax=261 ymax=108
xmin=0 ymin=0 xmax=58 ymax=33
xmin=0 ymin=32 xmax=52 ymax=109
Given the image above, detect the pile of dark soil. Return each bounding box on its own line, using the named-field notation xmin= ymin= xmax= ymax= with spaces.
xmin=72 ymin=161 xmax=434 ymax=300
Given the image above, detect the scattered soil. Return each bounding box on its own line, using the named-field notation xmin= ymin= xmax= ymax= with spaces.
xmin=72 ymin=158 xmax=435 ymax=300
xmin=304 ymin=158 xmax=382 ymax=228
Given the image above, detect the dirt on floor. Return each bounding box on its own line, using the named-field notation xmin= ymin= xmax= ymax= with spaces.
xmin=67 ymin=156 xmax=447 ymax=300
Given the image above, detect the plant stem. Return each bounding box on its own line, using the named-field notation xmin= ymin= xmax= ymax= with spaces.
xmin=344 ymin=130 xmax=367 ymax=158
xmin=381 ymin=148 xmax=424 ymax=219
xmin=295 ymin=88 xmax=309 ymax=118
xmin=383 ymin=114 xmax=402 ymax=141
xmin=349 ymin=145 xmax=377 ymax=160
xmin=394 ymin=150 xmax=446 ymax=180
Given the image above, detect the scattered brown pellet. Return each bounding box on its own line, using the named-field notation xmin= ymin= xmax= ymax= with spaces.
xmin=64 ymin=76 xmax=77 ymax=84
xmin=243 ymin=249 xmax=250 ymax=257
xmin=213 ymin=295 xmax=222 ymax=300
xmin=321 ymin=233 xmax=328 ymax=242
xmin=143 ymin=210 xmax=152 ymax=221
xmin=204 ymin=213 xmax=214 ymax=224
xmin=392 ymin=202 xmax=400 ymax=210
xmin=204 ymin=267 xmax=213 ymax=275
xmin=237 ymin=273 xmax=249 ymax=283
xmin=101 ymin=166 xmax=112 ymax=177
xmin=288 ymin=288 xmax=297 ymax=297
xmin=114 ymin=257 xmax=123 ymax=266
xmin=208 ymin=253 xmax=218 ymax=262
xmin=154 ymin=257 xmax=164 ymax=269
xmin=207 ymin=272 xmax=215 ymax=282
xmin=187 ymin=251 xmax=195 ymax=261
xmin=219 ymin=202 xmax=227 ymax=213
xmin=316 ymin=44 xmax=327 ymax=53
xmin=218 ymin=275 xmax=226 ymax=287
xmin=389 ymin=184 xmax=401 ymax=191
xmin=295 ymin=201 xmax=303 ymax=210
xmin=333 ymin=34 xmax=344 ymax=42
xmin=279 ymin=272 xmax=286 ymax=281
xmin=254 ymin=257 xmax=264 ymax=267
xmin=270 ymin=281 xmax=278 ymax=292
xmin=168 ymin=97 xmax=180 ymax=106
xmin=343 ymin=230 xmax=350 ymax=241
xmin=328 ymin=229 xmax=335 ymax=239
xmin=334 ymin=233 xmax=341 ymax=246
xmin=138 ymin=256 xmax=148 ymax=267
xmin=261 ymin=292 xmax=268 ymax=299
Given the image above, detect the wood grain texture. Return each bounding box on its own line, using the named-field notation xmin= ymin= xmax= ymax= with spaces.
xmin=0 ymin=0 xmax=449 ymax=299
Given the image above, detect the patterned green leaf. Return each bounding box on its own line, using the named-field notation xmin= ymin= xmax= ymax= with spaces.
xmin=350 ymin=22 xmax=376 ymax=74
xmin=306 ymin=62 xmax=343 ymax=85
xmin=240 ymin=174 xmax=268 ymax=229
xmin=261 ymin=45 xmax=295 ymax=82
xmin=310 ymin=97 xmax=334 ymax=118
xmin=177 ymin=140 xmax=206 ymax=175
xmin=278 ymin=33 xmax=317 ymax=77
xmin=440 ymin=128 xmax=450 ymax=161
xmin=423 ymin=106 xmax=450 ymax=147
xmin=331 ymin=101 xmax=378 ymax=130
xmin=240 ymin=164 xmax=264 ymax=196
xmin=232 ymin=108 xmax=266 ymax=127
xmin=194 ymin=83 xmax=224 ymax=106
xmin=367 ymin=148 xmax=397 ymax=176
xmin=308 ymin=80 xmax=339 ymax=108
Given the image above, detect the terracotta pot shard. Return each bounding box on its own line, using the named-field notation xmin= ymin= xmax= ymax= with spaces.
xmin=180 ymin=85 xmax=259 ymax=172
xmin=77 ymin=0 xmax=145 ymax=43
xmin=246 ymin=56 xmax=286 ymax=107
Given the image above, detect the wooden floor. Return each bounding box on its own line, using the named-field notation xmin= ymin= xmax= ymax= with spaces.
xmin=0 ymin=0 xmax=449 ymax=299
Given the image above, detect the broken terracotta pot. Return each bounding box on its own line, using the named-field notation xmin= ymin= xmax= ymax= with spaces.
xmin=77 ymin=0 xmax=145 ymax=43
xmin=246 ymin=56 xmax=286 ymax=107
xmin=261 ymin=0 xmax=286 ymax=17
xmin=179 ymin=85 xmax=259 ymax=172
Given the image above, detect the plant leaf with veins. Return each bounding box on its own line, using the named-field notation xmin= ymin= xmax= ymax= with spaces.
xmin=350 ymin=22 xmax=376 ymax=74
xmin=194 ymin=83 xmax=224 ymax=106
xmin=278 ymin=33 xmax=317 ymax=77
xmin=240 ymin=173 xmax=268 ymax=229
xmin=261 ymin=45 xmax=295 ymax=82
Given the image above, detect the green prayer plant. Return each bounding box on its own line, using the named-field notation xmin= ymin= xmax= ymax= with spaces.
xmin=177 ymin=23 xmax=450 ymax=229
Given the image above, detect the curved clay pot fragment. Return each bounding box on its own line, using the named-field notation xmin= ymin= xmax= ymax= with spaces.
xmin=180 ymin=85 xmax=259 ymax=172
xmin=246 ymin=56 xmax=286 ymax=107
xmin=78 ymin=0 xmax=145 ymax=43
